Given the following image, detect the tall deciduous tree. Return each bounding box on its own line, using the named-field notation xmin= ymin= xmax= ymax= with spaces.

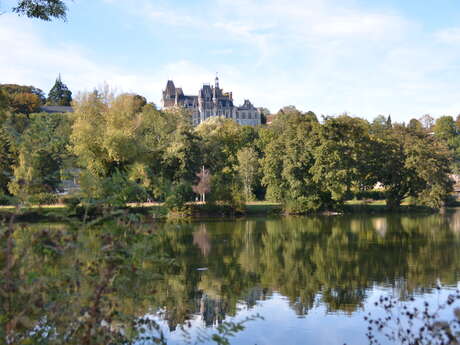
xmin=237 ymin=147 xmax=259 ymax=201
xmin=47 ymin=75 xmax=72 ymax=106
xmin=0 ymin=84 xmax=45 ymax=114
xmin=259 ymin=109 xmax=329 ymax=212
xmin=376 ymin=124 xmax=453 ymax=208
xmin=433 ymin=115 xmax=460 ymax=173
xmin=311 ymin=115 xmax=378 ymax=201
xmin=419 ymin=114 xmax=434 ymax=131
xmin=195 ymin=117 xmax=251 ymax=203
xmin=8 ymin=113 xmax=72 ymax=201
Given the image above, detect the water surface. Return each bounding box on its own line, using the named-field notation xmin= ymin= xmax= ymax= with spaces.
xmin=3 ymin=211 xmax=460 ymax=344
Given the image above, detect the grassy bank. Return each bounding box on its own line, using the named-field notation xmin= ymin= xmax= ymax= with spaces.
xmin=0 ymin=199 xmax=445 ymax=223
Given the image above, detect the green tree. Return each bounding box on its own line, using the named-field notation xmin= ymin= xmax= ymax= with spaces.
xmin=71 ymin=90 xmax=202 ymax=205
xmin=434 ymin=115 xmax=457 ymax=142
xmin=195 ymin=117 xmax=251 ymax=204
xmin=311 ymin=115 xmax=378 ymax=202
xmin=407 ymin=118 xmax=423 ymax=132
xmin=433 ymin=116 xmax=460 ymax=172
xmin=237 ymin=147 xmax=259 ymax=201
xmin=259 ymin=110 xmax=328 ymax=212
xmin=8 ymin=113 xmax=72 ymax=202
xmin=377 ymin=125 xmax=453 ymax=208
xmin=47 ymin=74 xmax=72 ymax=106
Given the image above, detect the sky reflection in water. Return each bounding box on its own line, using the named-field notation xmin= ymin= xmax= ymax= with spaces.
xmin=148 ymin=212 xmax=460 ymax=345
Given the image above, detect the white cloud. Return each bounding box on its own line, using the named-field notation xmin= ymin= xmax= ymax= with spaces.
xmin=434 ymin=27 xmax=460 ymax=44
xmin=4 ymin=1 xmax=460 ymax=121
xmin=0 ymin=15 xmax=216 ymax=105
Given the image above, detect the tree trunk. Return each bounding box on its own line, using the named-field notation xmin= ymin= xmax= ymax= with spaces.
xmin=386 ymin=196 xmax=402 ymax=209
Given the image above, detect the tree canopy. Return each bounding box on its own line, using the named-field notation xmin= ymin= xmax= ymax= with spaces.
xmin=47 ymin=75 xmax=72 ymax=106
xmin=10 ymin=0 xmax=67 ymax=21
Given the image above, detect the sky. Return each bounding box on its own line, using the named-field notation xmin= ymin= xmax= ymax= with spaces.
xmin=1 ymin=0 xmax=460 ymax=122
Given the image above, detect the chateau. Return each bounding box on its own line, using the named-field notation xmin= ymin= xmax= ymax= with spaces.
xmin=162 ymin=76 xmax=261 ymax=126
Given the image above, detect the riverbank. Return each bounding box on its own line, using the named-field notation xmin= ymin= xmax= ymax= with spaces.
xmin=0 ymin=200 xmax=446 ymax=223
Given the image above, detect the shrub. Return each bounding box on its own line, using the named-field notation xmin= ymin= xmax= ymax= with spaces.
xmin=283 ymin=196 xmax=323 ymax=214
xmin=354 ymin=190 xmax=386 ymax=201
xmin=61 ymin=195 xmax=81 ymax=209
xmin=0 ymin=193 xmax=13 ymax=205
xmin=29 ymin=192 xmax=58 ymax=205
xmin=164 ymin=182 xmax=193 ymax=216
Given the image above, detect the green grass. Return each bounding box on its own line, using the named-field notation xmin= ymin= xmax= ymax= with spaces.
xmin=0 ymin=200 xmax=441 ymax=223
xmin=244 ymin=202 xmax=282 ymax=215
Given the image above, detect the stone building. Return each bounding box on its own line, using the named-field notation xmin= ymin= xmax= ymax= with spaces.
xmin=162 ymin=76 xmax=261 ymax=126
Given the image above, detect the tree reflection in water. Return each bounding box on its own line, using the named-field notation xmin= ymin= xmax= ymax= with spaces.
xmin=1 ymin=210 xmax=460 ymax=344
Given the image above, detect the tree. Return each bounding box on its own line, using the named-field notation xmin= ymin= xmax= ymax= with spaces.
xmin=259 ymin=110 xmax=329 ymax=213
xmin=376 ymin=125 xmax=453 ymax=208
xmin=407 ymin=118 xmax=423 ymax=132
xmin=71 ymin=89 xmax=202 ymax=204
xmin=195 ymin=117 xmax=251 ymax=204
xmin=10 ymin=0 xmax=67 ymax=21
xmin=0 ymin=84 xmax=45 ymax=114
xmin=47 ymin=74 xmax=72 ymax=106
xmin=311 ymin=115 xmax=378 ymax=202
xmin=419 ymin=114 xmax=434 ymax=131
xmin=8 ymin=113 xmax=72 ymax=202
xmin=434 ymin=115 xmax=457 ymax=142
xmin=258 ymin=107 xmax=270 ymax=124
xmin=192 ymin=167 xmax=211 ymax=202
xmin=237 ymin=147 xmax=260 ymax=201
xmin=433 ymin=116 xmax=460 ymax=171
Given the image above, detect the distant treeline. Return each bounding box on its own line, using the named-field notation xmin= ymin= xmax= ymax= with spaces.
xmin=0 ymin=85 xmax=457 ymax=213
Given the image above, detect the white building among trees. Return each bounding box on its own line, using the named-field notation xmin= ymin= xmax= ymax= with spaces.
xmin=162 ymin=76 xmax=261 ymax=126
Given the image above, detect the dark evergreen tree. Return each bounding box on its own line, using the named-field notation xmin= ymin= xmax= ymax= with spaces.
xmin=47 ymin=75 xmax=72 ymax=106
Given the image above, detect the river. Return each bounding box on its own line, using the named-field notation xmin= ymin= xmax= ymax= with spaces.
xmin=2 ymin=211 xmax=460 ymax=344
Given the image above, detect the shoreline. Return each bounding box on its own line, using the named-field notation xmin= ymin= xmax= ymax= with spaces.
xmin=0 ymin=201 xmax=450 ymax=223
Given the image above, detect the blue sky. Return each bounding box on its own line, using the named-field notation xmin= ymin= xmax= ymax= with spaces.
xmin=1 ymin=0 xmax=460 ymax=121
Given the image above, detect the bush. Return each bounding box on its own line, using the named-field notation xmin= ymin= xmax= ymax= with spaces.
xmin=0 ymin=193 xmax=14 ymax=205
xmin=354 ymin=190 xmax=386 ymax=201
xmin=283 ymin=196 xmax=323 ymax=214
xmin=61 ymin=195 xmax=81 ymax=209
xmin=29 ymin=192 xmax=58 ymax=205
xmin=164 ymin=182 xmax=193 ymax=216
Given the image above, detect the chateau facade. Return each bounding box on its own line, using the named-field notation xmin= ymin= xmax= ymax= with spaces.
xmin=162 ymin=77 xmax=261 ymax=126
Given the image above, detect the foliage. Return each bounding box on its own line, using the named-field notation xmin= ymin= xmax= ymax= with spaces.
xmin=237 ymin=147 xmax=259 ymax=201
xmin=366 ymin=291 xmax=460 ymax=345
xmin=433 ymin=116 xmax=460 ymax=173
xmin=12 ymin=0 xmax=67 ymax=21
xmin=7 ymin=113 xmax=72 ymax=203
xmin=374 ymin=124 xmax=453 ymax=208
xmin=195 ymin=117 xmax=255 ymax=207
xmin=71 ymin=91 xmax=201 ymax=205
xmin=259 ymin=109 xmax=331 ymax=213
xmin=0 ymin=82 xmax=454 ymax=211
xmin=0 ymin=84 xmax=45 ymax=114
xmin=47 ymin=75 xmax=72 ymax=106
xmin=164 ymin=180 xmax=193 ymax=214
xmin=28 ymin=191 xmax=58 ymax=205
xmin=312 ymin=115 xmax=379 ymax=201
